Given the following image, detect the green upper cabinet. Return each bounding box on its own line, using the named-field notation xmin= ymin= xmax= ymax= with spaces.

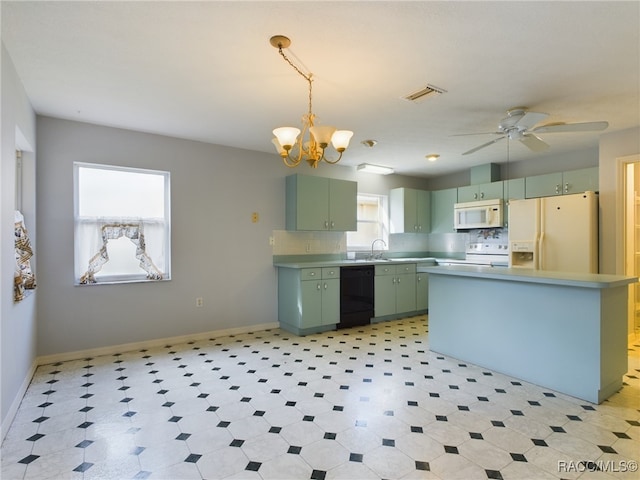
xmin=563 ymin=167 xmax=599 ymax=195
xmin=457 ymin=181 xmax=504 ymax=203
xmin=503 ymin=178 xmax=525 ymax=228
xmin=285 ymin=174 xmax=357 ymax=231
xmin=389 ymin=188 xmax=431 ymax=233
xmin=430 ymin=188 xmax=458 ymax=233
xmin=525 ymin=167 xmax=598 ymax=198
xmin=503 ymin=178 xmax=525 ymax=201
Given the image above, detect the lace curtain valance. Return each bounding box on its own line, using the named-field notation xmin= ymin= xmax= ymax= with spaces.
xmin=77 ymin=218 xmax=164 ymax=284
xmin=15 ymin=210 xmax=36 ymax=302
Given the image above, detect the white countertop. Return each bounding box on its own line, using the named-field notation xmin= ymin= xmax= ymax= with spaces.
xmin=420 ymin=264 xmax=637 ymax=289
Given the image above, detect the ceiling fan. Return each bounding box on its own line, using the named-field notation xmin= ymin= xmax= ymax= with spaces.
xmin=458 ymin=107 xmax=608 ymax=155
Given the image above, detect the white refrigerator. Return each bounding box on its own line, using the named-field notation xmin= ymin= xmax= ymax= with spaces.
xmin=508 ymin=191 xmax=598 ymax=273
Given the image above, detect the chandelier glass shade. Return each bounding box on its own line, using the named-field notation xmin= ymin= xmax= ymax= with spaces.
xmin=270 ymin=35 xmax=353 ymax=168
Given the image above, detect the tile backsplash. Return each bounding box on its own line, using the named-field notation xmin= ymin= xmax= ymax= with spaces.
xmin=272 ymin=230 xmax=473 ymax=257
xmin=271 ymin=230 xmax=346 ymax=255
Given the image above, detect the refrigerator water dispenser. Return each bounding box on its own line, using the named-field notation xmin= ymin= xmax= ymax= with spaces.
xmin=509 ymin=241 xmax=536 ymax=268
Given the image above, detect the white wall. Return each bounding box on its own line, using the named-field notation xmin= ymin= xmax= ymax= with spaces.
xmin=1 ymin=43 xmax=37 ymax=437
xmin=35 ymin=116 xmax=430 ymax=358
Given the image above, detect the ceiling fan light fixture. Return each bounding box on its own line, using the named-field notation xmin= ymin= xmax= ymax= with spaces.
xmin=357 ymin=163 xmax=394 ymax=175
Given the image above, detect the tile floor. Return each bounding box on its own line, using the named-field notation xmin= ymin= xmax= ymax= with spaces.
xmin=2 ymin=315 xmax=640 ymax=480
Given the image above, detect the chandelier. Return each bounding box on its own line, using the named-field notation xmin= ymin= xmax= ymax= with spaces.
xmin=270 ymin=35 xmax=353 ymax=168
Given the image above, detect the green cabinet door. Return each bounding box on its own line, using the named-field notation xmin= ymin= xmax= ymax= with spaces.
xmin=563 ymin=167 xmax=598 ymax=194
xmin=416 ymin=272 xmax=428 ymax=311
xmin=457 ymin=182 xmax=503 ymax=203
xmin=390 ymin=188 xmax=430 ymax=233
xmin=329 ymin=178 xmax=357 ymax=231
xmin=395 ymin=273 xmax=416 ymax=313
xmin=321 ymin=278 xmax=340 ymax=326
xmin=415 ymin=189 xmax=431 ymax=232
xmin=503 ymin=178 xmax=525 ymax=228
xmin=300 ymin=280 xmax=322 ymax=329
xmin=504 ymin=178 xmax=525 ymax=201
xmin=525 ymin=172 xmax=563 ymax=198
xmin=431 ymin=188 xmax=458 ymax=233
xmin=457 ymin=185 xmax=479 ymax=203
xmin=286 ymin=175 xmax=329 ymax=230
xmin=480 ymin=181 xmax=504 ymax=200
xmin=374 ymin=271 xmax=397 ymax=317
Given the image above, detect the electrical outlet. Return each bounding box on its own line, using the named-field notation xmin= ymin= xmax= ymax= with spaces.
xmin=196 ymin=297 xmax=204 ymax=307
xmin=269 ymin=236 xmax=275 ymax=246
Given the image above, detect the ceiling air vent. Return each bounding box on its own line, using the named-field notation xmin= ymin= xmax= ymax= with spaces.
xmin=403 ymin=84 xmax=447 ymax=103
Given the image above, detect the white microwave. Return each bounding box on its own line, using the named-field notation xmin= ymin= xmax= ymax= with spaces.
xmin=454 ymin=199 xmax=503 ymax=230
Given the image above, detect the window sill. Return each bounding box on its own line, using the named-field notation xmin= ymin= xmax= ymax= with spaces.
xmin=75 ymin=276 xmax=171 ymax=286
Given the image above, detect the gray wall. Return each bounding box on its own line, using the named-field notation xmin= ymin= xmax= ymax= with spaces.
xmin=35 ymin=116 xmax=430 ymax=357
xmin=1 ymin=43 xmax=37 ymax=435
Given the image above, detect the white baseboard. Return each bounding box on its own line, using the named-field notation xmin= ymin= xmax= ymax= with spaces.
xmin=37 ymin=322 xmax=280 ymax=366
xmin=1 ymin=360 xmax=38 ymax=443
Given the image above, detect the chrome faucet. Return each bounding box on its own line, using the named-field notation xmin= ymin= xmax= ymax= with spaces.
xmin=371 ymin=238 xmax=387 ymax=259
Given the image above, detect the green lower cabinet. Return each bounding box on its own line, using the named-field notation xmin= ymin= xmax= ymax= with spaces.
xmin=416 ymin=272 xmax=429 ymax=311
xmin=374 ymin=273 xmax=397 ymax=317
xmin=374 ymin=264 xmax=417 ymax=319
xmin=278 ymin=267 xmax=339 ymax=335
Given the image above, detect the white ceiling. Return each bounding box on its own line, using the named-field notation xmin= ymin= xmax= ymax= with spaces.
xmin=2 ymin=1 xmax=639 ymax=178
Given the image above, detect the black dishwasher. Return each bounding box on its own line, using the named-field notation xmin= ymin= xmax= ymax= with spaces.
xmin=339 ymin=266 xmax=375 ymax=329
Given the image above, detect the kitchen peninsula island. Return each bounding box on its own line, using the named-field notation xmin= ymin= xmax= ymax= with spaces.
xmin=421 ymin=265 xmax=637 ymax=404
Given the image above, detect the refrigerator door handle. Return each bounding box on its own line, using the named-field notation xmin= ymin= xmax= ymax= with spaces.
xmin=538 ymin=231 xmax=545 ymax=270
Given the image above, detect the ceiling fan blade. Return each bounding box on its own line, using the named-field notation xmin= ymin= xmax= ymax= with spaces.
xmin=532 ymin=121 xmax=609 ymax=134
xmin=451 ymin=132 xmax=501 ymax=137
xmin=462 ymin=136 xmax=506 ymax=155
xmin=519 ymin=133 xmax=550 ymax=152
xmin=515 ymin=111 xmax=549 ymax=129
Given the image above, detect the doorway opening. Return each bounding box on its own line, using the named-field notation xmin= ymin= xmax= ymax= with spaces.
xmin=624 ymin=159 xmax=640 ymax=335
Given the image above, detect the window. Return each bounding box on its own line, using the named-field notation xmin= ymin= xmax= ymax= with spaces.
xmin=74 ymin=163 xmax=171 ymax=284
xmin=346 ymin=193 xmax=389 ymax=250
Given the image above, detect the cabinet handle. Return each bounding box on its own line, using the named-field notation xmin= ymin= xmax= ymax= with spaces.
xmin=474 ymin=193 xmax=478 ymax=200
xmin=480 ymin=192 xmax=485 ymax=199
xmin=324 ymin=220 xmax=329 ymax=229
xmin=418 ymin=225 xmax=422 ymax=231
xmin=324 ymin=282 xmax=328 ymax=290
xmin=392 ymin=277 xmax=396 ymax=284
xmin=397 ymin=277 xmax=401 ymax=284
xmin=317 ymin=283 xmax=321 ymax=290
xmin=555 ymin=184 xmax=561 ymax=194
xmin=564 ymin=183 xmax=569 ymax=193
xmin=330 ymin=221 xmax=335 ymax=229
xmin=309 ymin=272 xmax=316 ymax=276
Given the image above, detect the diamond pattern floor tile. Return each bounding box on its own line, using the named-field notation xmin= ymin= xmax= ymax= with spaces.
xmin=2 ymin=316 xmax=639 ymax=480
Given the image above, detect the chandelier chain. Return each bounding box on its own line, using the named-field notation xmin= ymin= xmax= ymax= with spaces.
xmin=278 ymin=47 xmax=313 ymax=117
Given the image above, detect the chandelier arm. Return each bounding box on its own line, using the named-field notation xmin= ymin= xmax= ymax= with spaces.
xmin=321 ymin=151 xmax=344 ymax=165
xmin=282 ymin=155 xmax=302 ymax=168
